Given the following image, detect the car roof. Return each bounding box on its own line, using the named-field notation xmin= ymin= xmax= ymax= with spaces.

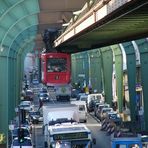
xmin=102 ymin=107 xmax=113 ymax=111
xmin=13 ymin=137 xmax=31 ymax=140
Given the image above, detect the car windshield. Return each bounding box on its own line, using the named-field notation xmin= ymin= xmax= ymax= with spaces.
xmin=26 ymin=91 xmax=33 ymax=95
xmin=39 ymin=93 xmax=48 ymax=97
xmin=13 ymin=139 xmax=32 ymax=146
xmin=20 ymin=101 xmax=31 ymax=105
xmin=103 ymin=108 xmax=112 ymax=113
xmin=47 ymin=58 xmax=67 ymax=72
xmin=20 ymin=105 xmax=30 ymax=108
xmin=96 ymin=95 xmax=102 ymax=100
xmin=79 ymin=105 xmax=85 ymax=111
xmin=29 ymin=111 xmax=40 ymax=116
xmin=12 ymin=129 xmax=29 ymax=137
xmin=40 ymin=89 xmax=47 ymax=93
xmin=80 ymin=96 xmax=87 ymax=101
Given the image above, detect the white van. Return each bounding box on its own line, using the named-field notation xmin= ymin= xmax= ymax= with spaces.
xmin=86 ymin=93 xmax=104 ymax=105
xmin=86 ymin=93 xmax=104 ymax=112
xmin=71 ymin=101 xmax=87 ymax=123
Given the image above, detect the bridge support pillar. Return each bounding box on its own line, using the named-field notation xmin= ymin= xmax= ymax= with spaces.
xmin=135 ymin=38 xmax=148 ymax=131
xmin=111 ymin=45 xmax=123 ymax=113
xmin=100 ymin=47 xmax=113 ymax=105
xmin=122 ymin=42 xmax=136 ymax=124
xmin=0 ymin=56 xmax=9 ymax=145
xmin=89 ymin=50 xmax=102 ymax=93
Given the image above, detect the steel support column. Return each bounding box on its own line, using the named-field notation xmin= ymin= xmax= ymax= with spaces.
xmin=111 ymin=45 xmax=123 ymax=113
xmin=122 ymin=42 xmax=136 ymax=123
xmin=100 ymin=47 xmax=113 ymax=105
xmin=135 ymin=38 xmax=148 ymax=131
xmin=90 ymin=49 xmax=102 ymax=93
xmin=71 ymin=54 xmax=77 ymax=84
xmin=8 ymin=56 xmax=16 ymax=120
xmin=0 ymin=56 xmax=8 ymax=142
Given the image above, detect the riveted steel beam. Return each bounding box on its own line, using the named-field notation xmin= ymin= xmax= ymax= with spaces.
xmin=135 ymin=38 xmax=148 ymax=131
xmin=111 ymin=45 xmax=123 ymax=113
xmin=100 ymin=47 xmax=113 ymax=105
xmin=122 ymin=42 xmax=137 ymax=123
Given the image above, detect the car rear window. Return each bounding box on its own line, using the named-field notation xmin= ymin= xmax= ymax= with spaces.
xmin=13 ymin=139 xmax=32 ymax=146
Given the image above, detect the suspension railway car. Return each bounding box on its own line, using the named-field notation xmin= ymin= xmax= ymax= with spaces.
xmin=40 ymin=52 xmax=71 ymax=101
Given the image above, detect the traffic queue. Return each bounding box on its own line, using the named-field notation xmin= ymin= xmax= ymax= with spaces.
xmin=9 ymin=80 xmax=148 ymax=148
xmin=75 ymin=91 xmax=148 ymax=148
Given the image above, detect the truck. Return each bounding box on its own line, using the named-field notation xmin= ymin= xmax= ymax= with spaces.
xmin=48 ymin=122 xmax=94 ymax=148
xmin=111 ymin=132 xmax=143 ymax=148
xmin=42 ymin=104 xmax=79 ymax=147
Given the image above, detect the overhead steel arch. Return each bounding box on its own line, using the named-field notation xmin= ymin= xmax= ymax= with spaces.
xmin=0 ymin=0 xmax=39 ymax=56
xmin=1 ymin=13 xmax=39 ymax=52
xmin=11 ymin=34 xmax=37 ymax=58
xmin=8 ymin=24 xmax=38 ymax=57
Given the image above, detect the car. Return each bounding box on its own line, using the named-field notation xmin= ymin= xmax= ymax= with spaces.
xmin=86 ymin=93 xmax=104 ymax=106
xmin=71 ymin=89 xmax=80 ymax=98
xmin=32 ymin=79 xmax=39 ymax=85
xmin=106 ymin=111 xmax=122 ymax=124
xmin=71 ymin=100 xmax=87 ymax=123
xmin=76 ymin=93 xmax=86 ymax=100
xmin=24 ymin=90 xmax=34 ymax=101
xmin=21 ymin=119 xmax=32 ymax=133
xmin=96 ymin=103 xmax=110 ymax=119
xmin=94 ymin=102 xmax=103 ymax=116
xmin=19 ymin=101 xmax=34 ymax=111
xmin=29 ymin=111 xmax=43 ymax=124
xmin=79 ymin=94 xmax=88 ymax=102
xmin=99 ymin=107 xmax=113 ymax=120
xmin=11 ymin=127 xmax=30 ymax=140
xmin=11 ymin=137 xmax=33 ymax=148
xmin=39 ymin=87 xmax=48 ymax=94
xmin=38 ymin=93 xmax=49 ymax=102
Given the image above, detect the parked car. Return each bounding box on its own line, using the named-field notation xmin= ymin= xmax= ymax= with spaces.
xmin=96 ymin=103 xmax=110 ymax=119
xmin=11 ymin=137 xmax=32 ymax=148
xmin=106 ymin=111 xmax=122 ymax=124
xmin=86 ymin=93 xmax=104 ymax=105
xmin=29 ymin=111 xmax=43 ymax=124
xmin=94 ymin=102 xmax=103 ymax=116
xmin=19 ymin=101 xmax=34 ymax=111
xmin=99 ymin=107 xmax=113 ymax=121
xmin=86 ymin=93 xmax=104 ymax=112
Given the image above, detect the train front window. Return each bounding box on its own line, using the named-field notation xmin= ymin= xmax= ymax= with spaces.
xmin=47 ymin=58 xmax=67 ymax=72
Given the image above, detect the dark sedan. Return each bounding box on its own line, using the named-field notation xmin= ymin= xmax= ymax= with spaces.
xmin=38 ymin=93 xmax=49 ymax=102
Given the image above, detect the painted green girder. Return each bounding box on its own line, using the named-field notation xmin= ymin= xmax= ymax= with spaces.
xmin=135 ymin=38 xmax=148 ymax=131
xmin=111 ymin=45 xmax=123 ymax=113
xmin=0 ymin=0 xmax=39 ymax=140
xmin=100 ymin=47 xmax=113 ymax=105
xmin=89 ymin=49 xmax=102 ymax=92
xmin=122 ymin=42 xmax=137 ymax=123
xmin=0 ymin=56 xmax=9 ymax=137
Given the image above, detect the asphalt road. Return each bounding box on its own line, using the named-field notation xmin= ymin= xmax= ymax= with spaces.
xmin=32 ymin=114 xmax=111 ymax=148
xmin=32 ymin=88 xmax=111 ymax=148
